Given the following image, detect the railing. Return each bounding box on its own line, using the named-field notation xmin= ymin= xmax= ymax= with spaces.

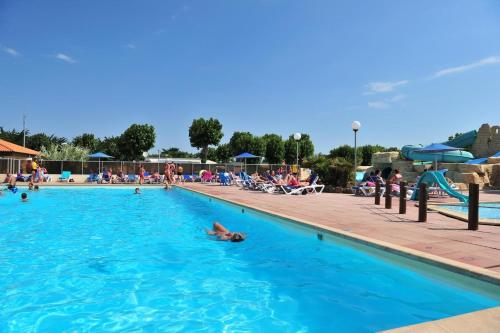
xmin=0 ymin=158 xmax=295 ymax=176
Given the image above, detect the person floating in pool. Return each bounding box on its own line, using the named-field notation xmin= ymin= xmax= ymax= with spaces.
xmin=21 ymin=192 xmax=28 ymax=202
xmin=206 ymin=222 xmax=245 ymax=242
xmin=134 ymin=188 xmax=141 ymax=194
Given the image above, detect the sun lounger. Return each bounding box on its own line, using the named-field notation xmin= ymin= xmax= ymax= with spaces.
xmin=127 ymin=174 xmax=137 ymax=183
xmin=58 ymin=171 xmax=71 ymax=182
xmin=87 ymin=173 xmax=100 ymax=183
xmin=219 ymin=172 xmax=231 ymax=186
xmin=278 ymin=175 xmax=325 ymax=195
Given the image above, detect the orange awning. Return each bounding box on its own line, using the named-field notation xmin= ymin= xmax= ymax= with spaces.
xmin=0 ymin=139 xmax=40 ymax=155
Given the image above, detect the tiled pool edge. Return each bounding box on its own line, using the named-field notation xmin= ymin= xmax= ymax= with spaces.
xmin=380 ymin=305 xmax=500 ymax=332
xmin=176 ymin=185 xmax=500 ymax=285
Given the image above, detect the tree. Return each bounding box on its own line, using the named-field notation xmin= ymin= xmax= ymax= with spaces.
xmin=359 ymin=145 xmax=386 ymax=166
xmin=72 ymin=133 xmax=100 ymax=151
xmin=228 ymin=132 xmax=265 ymax=157
xmin=262 ymin=134 xmax=285 ymax=164
xmin=215 ymin=144 xmax=232 ymax=163
xmin=98 ymin=136 xmax=122 ymax=159
xmin=0 ymin=127 xmax=25 ymax=145
xmin=204 ymin=147 xmax=218 ymax=162
xmin=26 ymin=133 xmax=66 ymax=151
xmin=40 ymin=143 xmax=90 ymax=160
xmin=161 ymin=147 xmax=195 ymax=158
xmin=119 ymin=124 xmax=156 ymax=160
xmin=284 ymin=133 xmax=314 ymax=164
xmin=448 ymin=132 xmax=464 ymax=141
xmin=188 ymin=118 xmax=224 ymax=163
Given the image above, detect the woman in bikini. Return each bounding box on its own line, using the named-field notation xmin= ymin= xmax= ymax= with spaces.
xmin=206 ymin=222 xmax=245 ymax=242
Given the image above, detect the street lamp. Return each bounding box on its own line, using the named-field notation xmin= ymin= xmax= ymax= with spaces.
xmin=293 ymin=132 xmax=302 ymax=166
xmin=351 ymin=121 xmax=361 ymax=177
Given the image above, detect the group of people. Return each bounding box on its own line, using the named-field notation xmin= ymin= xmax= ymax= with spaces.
xmin=1 ymin=173 xmax=39 ymax=201
xmin=361 ymin=168 xmax=404 ymax=195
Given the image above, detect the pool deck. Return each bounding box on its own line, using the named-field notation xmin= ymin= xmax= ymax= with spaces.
xmin=179 ymin=183 xmax=500 ymax=278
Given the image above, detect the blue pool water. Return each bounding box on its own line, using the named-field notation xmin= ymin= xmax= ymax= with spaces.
xmin=0 ymin=187 xmax=498 ymax=332
xmin=439 ymin=202 xmax=500 ymax=220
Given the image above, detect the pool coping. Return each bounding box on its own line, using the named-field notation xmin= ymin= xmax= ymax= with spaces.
xmin=380 ymin=305 xmax=500 ymax=332
xmin=428 ymin=202 xmax=500 ymax=226
xmin=175 ymin=185 xmax=500 ymax=285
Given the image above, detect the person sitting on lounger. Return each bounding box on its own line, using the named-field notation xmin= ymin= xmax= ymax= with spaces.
xmin=286 ymin=174 xmax=300 ymax=187
xmin=207 ymin=222 xmax=245 ymax=242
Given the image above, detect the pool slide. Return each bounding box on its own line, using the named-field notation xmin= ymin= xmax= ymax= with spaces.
xmin=410 ymin=171 xmax=469 ymax=203
xmin=401 ymin=130 xmax=477 ymax=163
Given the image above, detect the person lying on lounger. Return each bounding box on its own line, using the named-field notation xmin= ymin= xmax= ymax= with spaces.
xmin=206 ymin=222 xmax=245 ymax=242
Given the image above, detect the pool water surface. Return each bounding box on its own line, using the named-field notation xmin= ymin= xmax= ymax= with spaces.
xmin=0 ymin=187 xmax=498 ymax=332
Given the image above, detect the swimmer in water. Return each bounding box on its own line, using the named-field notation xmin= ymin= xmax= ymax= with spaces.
xmin=206 ymin=222 xmax=245 ymax=242
xmin=134 ymin=187 xmax=141 ymax=194
xmin=21 ymin=192 xmax=28 ymax=202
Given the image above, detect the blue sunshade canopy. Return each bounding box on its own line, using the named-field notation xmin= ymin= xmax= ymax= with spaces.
xmin=235 ymin=152 xmax=257 ymax=158
xmin=414 ymin=143 xmax=463 ymax=153
xmin=88 ymin=152 xmax=114 ymax=158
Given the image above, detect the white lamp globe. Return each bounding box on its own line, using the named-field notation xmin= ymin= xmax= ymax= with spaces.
xmin=351 ymin=121 xmax=361 ymax=131
xmin=293 ymin=132 xmax=302 ymax=141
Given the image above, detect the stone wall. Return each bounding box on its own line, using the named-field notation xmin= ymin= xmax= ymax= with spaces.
xmin=471 ymin=123 xmax=500 ymax=157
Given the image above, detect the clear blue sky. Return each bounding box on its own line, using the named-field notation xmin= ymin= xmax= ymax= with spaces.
xmin=1 ymin=0 xmax=500 ymax=154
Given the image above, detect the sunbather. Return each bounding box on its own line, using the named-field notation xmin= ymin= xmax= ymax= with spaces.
xmin=206 ymin=222 xmax=245 ymax=242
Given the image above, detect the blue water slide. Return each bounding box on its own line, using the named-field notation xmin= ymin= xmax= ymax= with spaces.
xmin=442 ymin=130 xmax=477 ymax=148
xmin=410 ymin=171 xmax=468 ymax=203
xmin=401 ymin=145 xmax=474 ymax=162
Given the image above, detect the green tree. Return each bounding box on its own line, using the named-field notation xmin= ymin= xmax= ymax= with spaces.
xmin=27 ymin=133 xmax=66 ymax=151
xmin=329 ymin=145 xmax=360 ymax=164
xmin=188 ymin=118 xmax=224 ymax=163
xmin=284 ymin=133 xmax=314 ymax=164
xmin=204 ymin=147 xmax=218 ymax=162
xmin=40 ymin=143 xmax=90 ymax=160
xmin=161 ymin=147 xmax=195 ymax=158
xmin=359 ymin=145 xmax=386 ymax=166
xmin=228 ymin=132 xmax=265 ymax=157
xmin=448 ymin=132 xmax=464 ymax=141
xmin=215 ymin=143 xmax=233 ymax=163
xmin=72 ymin=133 xmax=100 ymax=151
xmin=119 ymin=124 xmax=156 ymax=160
xmin=0 ymin=127 xmax=25 ymax=145
xmin=262 ymin=134 xmax=285 ymax=164
xmin=98 ymin=136 xmax=122 ymax=159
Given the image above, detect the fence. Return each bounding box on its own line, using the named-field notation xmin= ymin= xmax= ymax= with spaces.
xmin=0 ymin=158 xmax=295 ymax=176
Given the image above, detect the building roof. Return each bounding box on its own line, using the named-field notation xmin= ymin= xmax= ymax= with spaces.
xmin=146 ymin=157 xmax=217 ymax=164
xmin=0 ymin=139 xmax=40 ymax=156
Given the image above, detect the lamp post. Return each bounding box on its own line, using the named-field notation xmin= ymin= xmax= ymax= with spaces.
xmin=293 ymin=132 xmax=302 ymax=167
xmin=351 ymin=121 xmax=361 ymax=177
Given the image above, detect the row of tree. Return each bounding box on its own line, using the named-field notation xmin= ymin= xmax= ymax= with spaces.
xmin=329 ymin=144 xmax=399 ymax=166
xmin=188 ymin=118 xmax=315 ymax=164
xmin=0 ymin=124 xmax=156 ymax=161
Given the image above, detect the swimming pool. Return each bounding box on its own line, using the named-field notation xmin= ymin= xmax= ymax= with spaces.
xmin=0 ymin=187 xmax=499 ymax=332
xmin=430 ymin=202 xmax=500 ymax=225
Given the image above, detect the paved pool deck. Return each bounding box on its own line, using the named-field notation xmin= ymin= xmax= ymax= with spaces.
xmin=179 ymin=183 xmax=500 ymax=277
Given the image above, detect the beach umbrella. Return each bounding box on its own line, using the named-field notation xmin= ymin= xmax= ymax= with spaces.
xmin=234 ymin=152 xmax=258 ymax=173
xmin=88 ymin=152 xmax=114 ymax=173
xmin=414 ymin=143 xmax=464 ymax=170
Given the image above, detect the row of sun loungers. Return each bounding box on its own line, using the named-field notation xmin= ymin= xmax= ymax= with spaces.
xmin=225 ymin=172 xmax=325 ymax=195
